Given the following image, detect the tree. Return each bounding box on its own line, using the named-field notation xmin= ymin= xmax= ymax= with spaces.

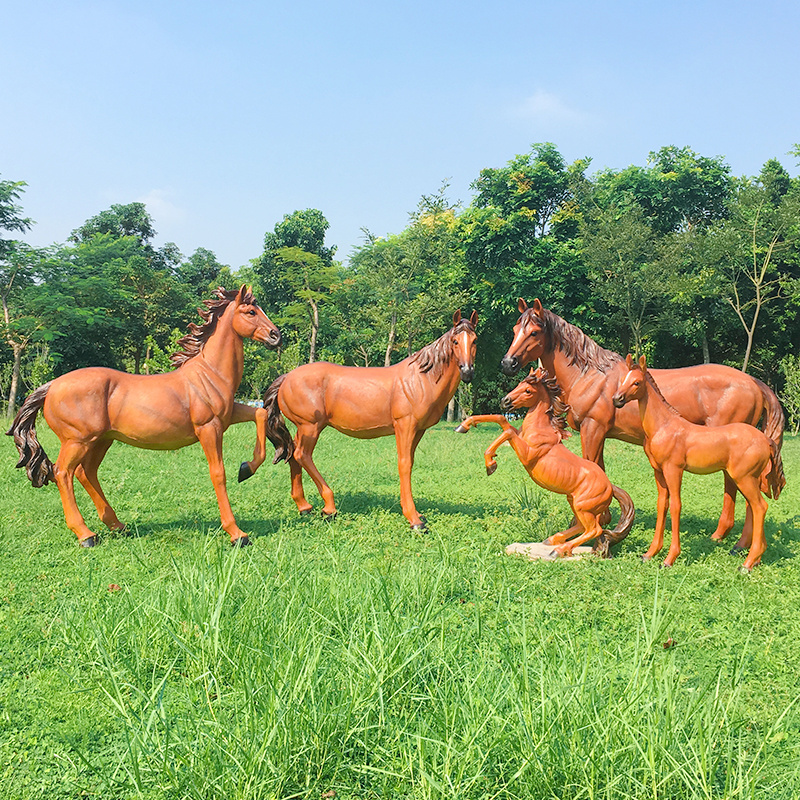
xmin=594 ymin=146 xmax=732 ymax=235
xmin=1 ymin=177 xmax=36 ymax=415
xmin=70 ymin=202 xmax=156 ymax=245
xmin=176 ymin=247 xmax=227 ymax=303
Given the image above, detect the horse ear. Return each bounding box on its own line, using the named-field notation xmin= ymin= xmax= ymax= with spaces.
xmin=453 ymin=309 xmax=462 ymax=327
xmin=235 ymin=284 xmax=247 ymax=304
xmin=517 ymin=298 xmax=528 ymax=313
xmin=532 ymin=298 xmax=543 ymax=314
xmin=626 ymin=353 xmax=634 ymax=369
xmin=638 ymin=354 xmax=647 ymax=371
xmin=469 ymin=310 xmax=478 ymax=327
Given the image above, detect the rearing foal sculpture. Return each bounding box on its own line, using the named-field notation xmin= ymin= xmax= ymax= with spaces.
xmin=7 ymin=286 xmax=281 ymax=547
xmin=241 ymin=310 xmax=478 ymax=530
xmin=501 ymin=298 xmax=786 ymax=548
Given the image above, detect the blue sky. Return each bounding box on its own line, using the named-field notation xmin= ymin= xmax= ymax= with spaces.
xmin=4 ymin=0 xmax=799 ymax=269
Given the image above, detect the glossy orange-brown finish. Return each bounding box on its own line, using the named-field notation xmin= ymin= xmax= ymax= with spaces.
xmin=6 ymin=286 xmax=281 ymax=546
xmin=501 ymin=298 xmax=785 ymax=542
xmin=257 ymin=310 xmax=478 ymax=528
xmin=458 ymin=368 xmax=634 ymax=557
xmin=613 ymin=355 xmax=784 ymax=571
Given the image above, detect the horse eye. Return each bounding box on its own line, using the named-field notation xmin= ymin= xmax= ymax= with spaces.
xmin=247 ymin=309 xmax=256 ymax=316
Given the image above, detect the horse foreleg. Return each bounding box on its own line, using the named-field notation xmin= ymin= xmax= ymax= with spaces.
xmin=195 ymin=421 xmax=249 ymax=546
xmin=75 ymin=439 xmax=125 ymax=531
xmin=231 ymin=403 xmax=267 ymax=482
xmin=643 ymin=469 xmax=670 ymax=561
xmin=53 ymin=440 xmax=98 ymax=546
xmin=456 ymin=414 xmax=512 ymax=434
xmin=710 ymin=472 xmax=738 ymax=542
xmin=483 ymin=428 xmax=517 ymax=475
xmin=394 ymin=422 xmax=426 ymax=529
xmin=662 ymin=468 xmax=684 ymax=567
xmin=292 ymin=426 xmax=336 ymax=517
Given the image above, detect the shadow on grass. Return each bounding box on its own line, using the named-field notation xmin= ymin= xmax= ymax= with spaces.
xmin=623 ymin=508 xmax=799 ymax=566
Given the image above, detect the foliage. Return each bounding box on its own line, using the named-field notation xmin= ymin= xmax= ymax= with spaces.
xmin=779 ymin=353 xmax=800 ymax=434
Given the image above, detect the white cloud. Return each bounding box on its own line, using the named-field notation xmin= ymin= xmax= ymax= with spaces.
xmin=513 ymin=90 xmax=589 ymax=126
xmin=136 ymin=188 xmax=187 ymax=227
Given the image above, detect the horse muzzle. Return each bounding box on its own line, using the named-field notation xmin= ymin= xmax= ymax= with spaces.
xmin=500 ymin=396 xmax=513 ymax=412
xmin=612 ymin=394 xmax=626 ymax=408
xmin=460 ymin=365 xmax=475 ymax=383
xmin=259 ymin=329 xmax=282 ymax=348
xmin=500 ymin=356 xmax=520 ymax=376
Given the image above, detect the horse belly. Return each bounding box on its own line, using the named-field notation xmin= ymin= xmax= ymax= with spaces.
xmin=325 ymin=376 xmax=395 ymax=438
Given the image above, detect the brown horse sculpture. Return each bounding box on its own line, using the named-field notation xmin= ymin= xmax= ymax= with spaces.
xmin=501 ymin=298 xmax=786 ymax=547
xmin=7 ymin=286 xmax=281 ymax=547
xmin=242 ymin=310 xmax=478 ymax=529
xmin=456 ymin=367 xmax=634 ymax=557
xmin=613 ymin=355 xmax=783 ymax=571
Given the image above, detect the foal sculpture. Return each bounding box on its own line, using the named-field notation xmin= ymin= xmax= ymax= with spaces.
xmin=243 ymin=310 xmax=478 ymax=530
xmin=613 ymin=355 xmax=783 ymax=571
xmin=456 ymin=368 xmax=634 ymax=558
xmin=7 ymin=286 xmax=281 ymax=547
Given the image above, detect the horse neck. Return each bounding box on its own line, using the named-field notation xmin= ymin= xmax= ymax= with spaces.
xmin=519 ymin=402 xmax=556 ymax=440
xmin=540 ymin=347 xmax=584 ymax=396
xmin=193 ymin=312 xmax=245 ymax=389
xmin=637 ymin=376 xmax=678 ymax=437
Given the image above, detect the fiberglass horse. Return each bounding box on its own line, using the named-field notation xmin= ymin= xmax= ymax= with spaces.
xmin=613 ymin=355 xmax=783 ymax=571
xmin=7 ymin=286 xmax=281 ymax=547
xmin=456 ymin=367 xmax=634 ymax=558
xmin=501 ymin=298 xmax=786 ymax=550
xmin=240 ymin=310 xmax=478 ymax=530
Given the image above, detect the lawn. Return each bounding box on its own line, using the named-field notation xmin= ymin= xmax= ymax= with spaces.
xmin=1 ymin=419 xmax=799 ymax=799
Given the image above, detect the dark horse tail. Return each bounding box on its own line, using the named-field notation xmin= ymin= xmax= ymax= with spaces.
xmin=754 ymin=377 xmax=786 ymax=498
xmin=593 ymin=484 xmax=636 ymax=558
xmin=5 ymin=383 xmax=55 ymax=488
xmin=264 ymin=374 xmax=295 ymax=464
xmin=765 ymin=440 xmax=785 ymax=501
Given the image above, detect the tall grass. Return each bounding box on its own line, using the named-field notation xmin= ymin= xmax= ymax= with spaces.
xmin=1 ymin=423 xmax=799 ymax=798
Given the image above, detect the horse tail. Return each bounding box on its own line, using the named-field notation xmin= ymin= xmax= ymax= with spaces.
xmin=764 ymin=439 xmax=785 ymax=500
xmin=5 ymin=382 xmax=55 ymax=488
xmin=754 ymin=376 xmax=785 ymax=450
xmin=264 ymin=374 xmax=294 ymax=464
xmin=593 ymin=484 xmax=635 ymax=558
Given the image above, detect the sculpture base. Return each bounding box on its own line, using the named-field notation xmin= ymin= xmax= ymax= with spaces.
xmin=505 ymin=541 xmax=595 ymax=561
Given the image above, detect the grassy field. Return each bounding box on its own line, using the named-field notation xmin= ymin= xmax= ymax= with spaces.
xmin=1 ymin=418 xmax=799 ymax=800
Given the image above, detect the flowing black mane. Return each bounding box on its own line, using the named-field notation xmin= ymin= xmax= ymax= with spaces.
xmin=171 ymin=287 xmax=256 ymax=368
xmin=409 ymin=317 xmax=475 ymax=382
xmin=526 ymin=306 xmax=622 ymax=374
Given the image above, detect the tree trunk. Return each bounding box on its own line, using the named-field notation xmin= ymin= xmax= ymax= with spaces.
xmin=701 ymin=330 xmax=710 ymax=364
xmin=6 ymin=341 xmax=23 ymax=418
xmin=384 ymin=309 xmax=397 ymax=367
xmin=446 ymin=396 xmax=456 ymax=423
xmin=309 ymin=301 xmax=319 ymax=363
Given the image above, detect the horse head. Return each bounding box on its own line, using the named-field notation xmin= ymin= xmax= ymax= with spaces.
xmin=451 ymin=309 xmax=478 ymax=383
xmin=230 ymin=285 xmax=282 ymax=348
xmin=500 ymin=366 xmax=550 ymax=411
xmin=612 ymin=354 xmax=647 ymax=408
xmin=501 ymin=298 xmax=547 ymax=375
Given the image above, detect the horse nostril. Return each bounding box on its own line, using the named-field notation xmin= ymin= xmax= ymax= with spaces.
xmin=500 ymin=356 xmax=519 ymax=376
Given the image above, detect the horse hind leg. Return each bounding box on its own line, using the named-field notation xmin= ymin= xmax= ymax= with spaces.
xmin=75 ymin=440 xmax=126 ymax=532
xmin=53 ymin=440 xmax=100 ymax=546
xmin=292 ymin=427 xmax=336 ymax=518
xmin=710 ymin=473 xmax=737 ymax=542
xmin=736 ymin=475 xmax=768 ymax=572
xmin=553 ymin=510 xmax=602 ymax=557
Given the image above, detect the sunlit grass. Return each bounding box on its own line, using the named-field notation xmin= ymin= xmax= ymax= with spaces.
xmin=1 ymin=422 xmax=799 ymax=798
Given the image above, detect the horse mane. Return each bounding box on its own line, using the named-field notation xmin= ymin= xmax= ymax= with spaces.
xmin=170 ymin=287 xmax=255 ymax=368
xmin=408 ymin=317 xmax=475 ymax=382
xmin=526 ymin=369 xmax=572 ymax=439
xmin=528 ymin=306 xmax=622 ymax=374
xmin=644 ymin=370 xmax=683 ymax=416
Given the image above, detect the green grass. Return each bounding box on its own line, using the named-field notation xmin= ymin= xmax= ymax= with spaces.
xmin=1 ymin=420 xmax=799 ymax=799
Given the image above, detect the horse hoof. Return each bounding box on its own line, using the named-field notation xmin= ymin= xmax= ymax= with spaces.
xmin=238 ymin=462 xmax=254 ymax=483
xmin=299 ymin=508 xmax=313 ymax=517
xmin=231 ymin=536 xmax=251 ymax=548
xmin=660 ymin=561 xmax=673 ymax=569
xmin=486 ymin=462 xmax=497 ymax=476
xmin=411 ymin=523 xmax=428 ymax=532
xmin=80 ymin=536 xmax=97 ymax=548
xmin=738 ymin=565 xmax=753 ymax=575
xmin=322 ymin=511 xmax=337 ymax=523
xmin=454 ymin=424 xmax=468 ymax=433
xmin=729 ymin=546 xmax=746 ymax=555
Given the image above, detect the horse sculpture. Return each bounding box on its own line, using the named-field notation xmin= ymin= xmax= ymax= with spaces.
xmin=455 ymin=367 xmax=634 ymax=558
xmin=6 ymin=286 xmax=281 ymax=547
xmin=241 ymin=310 xmax=478 ymax=530
xmin=500 ymin=298 xmax=786 ymax=549
xmin=612 ymin=355 xmax=783 ymax=571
